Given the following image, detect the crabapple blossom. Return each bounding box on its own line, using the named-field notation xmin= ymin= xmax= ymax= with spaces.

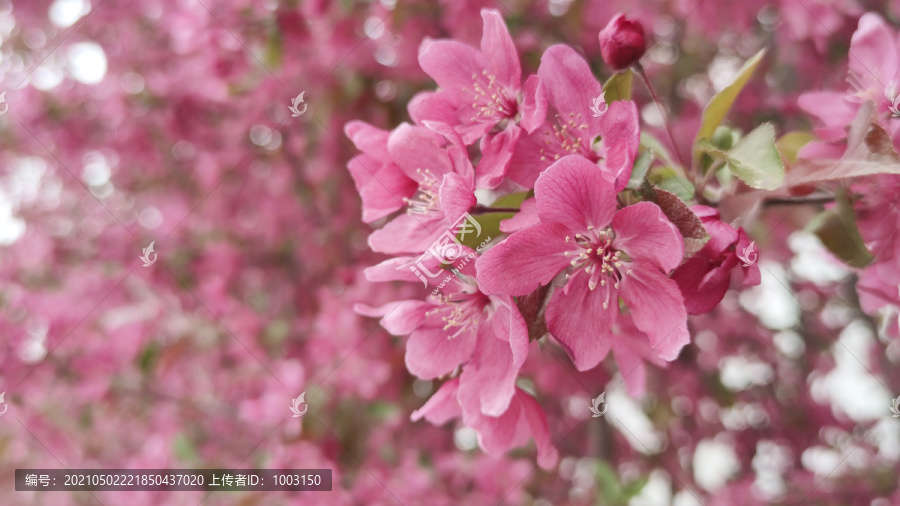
xmin=477 ymin=155 xmax=688 ymax=369
xmin=598 ymin=14 xmax=647 ymax=71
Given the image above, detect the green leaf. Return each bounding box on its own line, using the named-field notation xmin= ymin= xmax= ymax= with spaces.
xmin=626 ymin=148 xmax=654 ymax=190
xmin=776 ymin=131 xmax=814 ymax=164
xmin=695 ymin=49 xmax=766 ymax=144
xmin=640 ymin=132 xmax=677 ymax=169
xmin=725 ymin=123 xmax=785 ymax=190
xmin=137 ymin=342 xmax=161 ymax=373
xmin=603 ymin=69 xmax=633 ymax=102
xmin=649 ymin=167 xmax=696 ymax=201
xmin=694 ymin=139 xmax=729 ymax=160
xmin=809 ymin=188 xmax=873 ymax=268
xmin=490 ymin=191 xmax=529 ymax=209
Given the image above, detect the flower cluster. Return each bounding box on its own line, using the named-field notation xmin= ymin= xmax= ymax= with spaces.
xmin=347 ymin=9 xmax=758 ymax=465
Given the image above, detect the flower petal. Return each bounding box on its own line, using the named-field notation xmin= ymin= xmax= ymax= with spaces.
xmin=411 ymin=378 xmax=461 ymax=424
xmin=546 ymin=276 xmax=614 ymax=371
xmin=505 ymin=123 xmax=563 ymax=188
xmin=460 ymin=388 xmax=558 ymax=470
xmin=406 ymin=324 xmax=477 ymax=379
xmin=354 ymin=300 xmax=432 ymax=335
xmin=475 ymin=223 xmax=571 ymax=296
xmin=517 ymin=391 xmax=559 ymax=469
xmin=480 ymin=9 xmax=521 ymax=91
xmin=599 ymin=100 xmax=640 ymax=191
xmin=347 ymin=155 xmax=416 ymax=223
xmin=519 ymin=74 xmax=547 ymax=133
xmin=611 ymin=202 xmax=684 ymax=273
xmin=409 ymin=91 xmax=492 ymax=144
xmin=345 ymin=120 xmax=390 ymax=160
xmin=535 ymin=155 xmax=617 ymax=232
xmin=363 ymin=256 xmax=425 ymax=284
xmin=439 ymin=172 xmax=477 ymax=224
xmin=459 ymin=318 xmax=520 ymax=416
xmin=477 ymin=126 xmax=521 ymax=188
xmin=499 ymin=197 xmax=539 ymax=233
xmin=387 ymin=123 xmax=453 ymax=180
xmin=537 ymin=45 xmax=604 ymax=145
xmin=670 ymin=252 xmax=732 ymax=315
xmin=419 ymin=38 xmax=488 ymax=94
xmin=849 ymin=13 xmax=898 ymax=101
xmin=368 ymin=213 xmax=443 ymax=254
xmin=619 ymin=262 xmax=690 ymax=361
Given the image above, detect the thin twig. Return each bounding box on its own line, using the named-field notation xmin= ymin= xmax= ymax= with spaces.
xmin=633 ymin=63 xmax=690 ymax=174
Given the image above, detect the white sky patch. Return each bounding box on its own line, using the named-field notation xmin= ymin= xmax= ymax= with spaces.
xmin=752 ymin=440 xmax=791 ymax=499
xmin=49 ymin=0 xmax=91 ymax=28
xmin=739 ymin=261 xmax=800 ymax=329
xmin=811 ymin=320 xmax=891 ymax=422
xmin=0 ymin=157 xmax=50 ymax=245
xmin=67 ymin=41 xmax=106 ymax=84
xmin=693 ymin=438 xmax=740 ymax=492
xmin=81 ymin=151 xmax=111 ymax=186
xmin=789 ymin=231 xmax=851 ymax=285
xmin=707 ymin=54 xmax=743 ymax=92
xmin=32 ymin=61 xmax=65 ymax=90
xmin=629 ymin=469 xmax=671 ymax=506
xmin=0 ymin=195 xmax=25 ymax=245
xmin=453 ymin=426 xmax=478 ymax=451
xmin=608 ymin=389 xmax=665 ymax=454
xmin=719 ymin=355 xmax=774 ymax=391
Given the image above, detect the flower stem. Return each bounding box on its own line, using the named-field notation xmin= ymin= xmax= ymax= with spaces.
xmin=763 ymin=194 xmax=836 ymax=206
xmin=633 ymin=63 xmax=689 ymax=174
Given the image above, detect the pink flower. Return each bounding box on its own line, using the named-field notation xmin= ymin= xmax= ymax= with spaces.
xmin=477 ymin=155 xmax=688 ymax=370
xmin=412 ymin=378 xmax=558 ymax=469
xmin=506 ymin=45 xmax=640 ymax=189
xmin=853 ymin=174 xmax=900 ymax=337
xmin=598 ymin=14 xmax=647 ymax=71
xmin=357 ymin=246 xmax=529 ymax=416
xmin=344 ymin=120 xmax=418 ymax=223
xmin=411 ymin=9 xmax=547 ymax=187
xmin=797 ymin=13 xmax=900 ymax=157
xmin=345 ymin=121 xmax=477 ymax=254
xmin=670 ymin=206 xmax=761 ymax=315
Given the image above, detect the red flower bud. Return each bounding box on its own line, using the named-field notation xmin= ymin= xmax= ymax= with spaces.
xmin=599 ymin=14 xmax=647 ymax=71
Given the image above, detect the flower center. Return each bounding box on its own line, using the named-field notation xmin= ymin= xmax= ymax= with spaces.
xmin=464 ymin=70 xmax=516 ymax=123
xmin=426 ymin=291 xmax=488 ymax=340
xmin=538 ymin=113 xmax=593 ymax=162
xmin=563 ymin=227 xmax=634 ymax=308
xmin=403 ymin=168 xmax=440 ymax=216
